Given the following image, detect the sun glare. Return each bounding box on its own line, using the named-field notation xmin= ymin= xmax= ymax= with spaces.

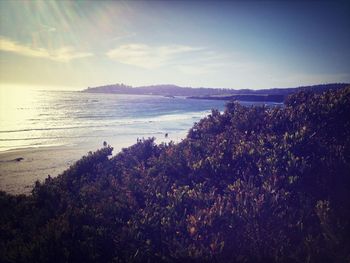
xmin=0 ymin=85 xmax=39 ymax=131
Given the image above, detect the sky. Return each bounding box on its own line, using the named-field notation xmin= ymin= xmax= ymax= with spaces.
xmin=0 ymin=0 xmax=349 ymax=90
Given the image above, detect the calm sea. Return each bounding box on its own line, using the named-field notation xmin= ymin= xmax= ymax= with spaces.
xmin=0 ymin=90 xmax=227 ymax=152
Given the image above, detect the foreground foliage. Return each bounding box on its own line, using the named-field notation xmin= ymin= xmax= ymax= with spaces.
xmin=1 ymin=87 xmax=350 ymax=263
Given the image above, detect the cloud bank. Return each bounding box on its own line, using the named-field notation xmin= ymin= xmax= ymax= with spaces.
xmin=106 ymin=43 xmax=203 ymax=69
xmin=0 ymin=37 xmax=93 ymax=62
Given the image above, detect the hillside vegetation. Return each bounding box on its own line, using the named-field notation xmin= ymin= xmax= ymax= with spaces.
xmin=1 ymin=87 xmax=350 ymax=263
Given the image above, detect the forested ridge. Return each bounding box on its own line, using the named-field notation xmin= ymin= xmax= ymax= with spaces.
xmin=1 ymin=87 xmax=350 ymax=263
xmin=83 ymin=83 xmax=349 ymax=97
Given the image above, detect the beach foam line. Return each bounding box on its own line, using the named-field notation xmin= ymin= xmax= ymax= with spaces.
xmin=0 ymin=110 xmax=212 ymax=134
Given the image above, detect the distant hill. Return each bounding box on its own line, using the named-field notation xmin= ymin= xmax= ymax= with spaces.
xmin=83 ymin=83 xmax=234 ymax=97
xmin=83 ymin=83 xmax=349 ymax=102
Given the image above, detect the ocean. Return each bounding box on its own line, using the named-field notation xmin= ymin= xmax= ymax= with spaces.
xmin=0 ymin=90 xmax=227 ymax=152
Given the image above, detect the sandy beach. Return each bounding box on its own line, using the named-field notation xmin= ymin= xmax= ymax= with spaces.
xmin=0 ymin=146 xmax=92 ymax=195
xmin=0 ymin=133 xmax=186 ymax=195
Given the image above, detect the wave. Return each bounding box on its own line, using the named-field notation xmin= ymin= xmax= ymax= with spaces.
xmin=0 ymin=110 xmax=210 ymax=134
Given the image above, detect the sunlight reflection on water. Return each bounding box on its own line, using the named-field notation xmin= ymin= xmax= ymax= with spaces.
xmin=0 ymin=85 xmax=227 ymax=152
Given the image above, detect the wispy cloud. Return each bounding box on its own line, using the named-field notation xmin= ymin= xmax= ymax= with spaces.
xmin=106 ymin=43 xmax=203 ymax=69
xmin=106 ymin=42 xmax=267 ymax=79
xmin=0 ymin=37 xmax=93 ymax=62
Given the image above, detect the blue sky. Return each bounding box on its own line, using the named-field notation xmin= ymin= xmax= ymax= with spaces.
xmin=0 ymin=0 xmax=349 ymax=90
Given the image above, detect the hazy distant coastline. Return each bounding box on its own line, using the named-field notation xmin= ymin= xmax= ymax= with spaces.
xmin=83 ymin=83 xmax=349 ymax=103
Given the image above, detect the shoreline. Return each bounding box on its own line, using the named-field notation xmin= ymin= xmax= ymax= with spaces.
xmin=0 ymin=132 xmax=187 ymax=196
xmin=187 ymin=94 xmax=285 ymax=103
